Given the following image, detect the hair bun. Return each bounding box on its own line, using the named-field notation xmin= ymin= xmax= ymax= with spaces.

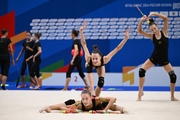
xmin=149 ymin=18 xmax=154 ymax=24
xmin=93 ymin=44 xmax=98 ymax=50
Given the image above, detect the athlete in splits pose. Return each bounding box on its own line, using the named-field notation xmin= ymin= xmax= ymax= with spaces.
xmin=137 ymin=12 xmax=179 ymax=101
xmin=16 ymin=32 xmax=35 ymax=88
xmin=80 ymin=22 xmax=129 ymax=96
xmin=39 ymin=89 xmax=128 ymax=114
xmin=61 ymin=29 xmax=89 ymax=91
xmin=0 ymin=29 xmax=15 ymax=90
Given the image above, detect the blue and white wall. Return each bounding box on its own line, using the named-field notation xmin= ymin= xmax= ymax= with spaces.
xmin=1 ymin=0 xmax=180 ymax=89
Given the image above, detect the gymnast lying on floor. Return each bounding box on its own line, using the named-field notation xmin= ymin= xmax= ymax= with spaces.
xmin=39 ymin=90 xmax=128 ymax=114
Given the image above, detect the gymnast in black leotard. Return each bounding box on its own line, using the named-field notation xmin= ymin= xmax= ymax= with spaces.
xmin=80 ymin=21 xmax=130 ymax=96
xmin=137 ymin=12 xmax=178 ymax=101
xmin=16 ymin=32 xmax=34 ymax=89
xmin=0 ymin=29 xmax=15 ymax=90
xmin=39 ymin=90 xmax=128 ymax=114
xmin=61 ymin=29 xmax=89 ymax=91
xmin=26 ymin=33 xmax=42 ymax=90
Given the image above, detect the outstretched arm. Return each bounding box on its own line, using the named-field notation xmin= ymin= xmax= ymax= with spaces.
xmin=137 ymin=15 xmax=153 ymax=39
xmin=98 ymin=97 xmax=117 ymax=111
xmin=66 ymin=100 xmax=82 ymax=112
xmin=148 ymin=12 xmax=168 ymax=35
xmin=80 ymin=21 xmax=91 ymax=62
xmin=103 ymin=29 xmax=129 ymax=64
xmin=16 ymin=46 xmax=24 ymax=62
xmin=39 ymin=100 xmax=82 ymax=113
xmin=9 ymin=42 xmax=15 ymax=65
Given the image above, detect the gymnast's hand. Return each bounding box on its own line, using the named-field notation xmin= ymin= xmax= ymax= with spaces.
xmin=140 ymin=15 xmax=147 ymax=21
xmin=80 ymin=21 xmax=86 ymax=31
xmin=96 ymin=109 xmax=106 ymax=113
xmin=124 ymin=28 xmax=130 ymax=39
xmin=11 ymin=59 xmax=15 ymax=66
xmin=85 ymin=62 xmax=89 ymax=67
xmin=70 ymin=59 xmax=74 ymax=65
xmin=26 ymin=58 xmax=29 ymax=62
xmin=26 ymin=57 xmax=31 ymax=62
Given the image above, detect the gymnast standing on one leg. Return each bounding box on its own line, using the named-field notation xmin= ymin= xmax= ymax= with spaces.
xmin=61 ymin=29 xmax=89 ymax=90
xmin=0 ymin=29 xmax=15 ymax=90
xmin=80 ymin=22 xmax=129 ymax=96
xmin=137 ymin=12 xmax=178 ymax=101
xmin=16 ymin=32 xmax=35 ymax=89
xmin=26 ymin=33 xmax=42 ymax=90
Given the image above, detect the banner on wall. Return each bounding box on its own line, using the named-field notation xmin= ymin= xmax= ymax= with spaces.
xmin=42 ymin=67 xmax=180 ymax=87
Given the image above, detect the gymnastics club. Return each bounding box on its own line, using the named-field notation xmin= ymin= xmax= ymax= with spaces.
xmin=136 ymin=5 xmax=150 ymax=24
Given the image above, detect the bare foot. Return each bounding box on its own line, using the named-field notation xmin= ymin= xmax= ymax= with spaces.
xmin=17 ymin=85 xmax=27 ymax=88
xmin=171 ymin=97 xmax=179 ymax=101
xmin=91 ymin=90 xmax=95 ymax=96
xmin=84 ymin=86 xmax=89 ymax=90
xmin=29 ymin=86 xmax=33 ymax=90
xmin=120 ymin=107 xmax=128 ymax=114
xmin=137 ymin=92 xmax=144 ymax=101
xmin=34 ymin=85 xmax=40 ymax=90
xmin=39 ymin=107 xmax=51 ymax=113
xmin=61 ymin=89 xmax=67 ymax=91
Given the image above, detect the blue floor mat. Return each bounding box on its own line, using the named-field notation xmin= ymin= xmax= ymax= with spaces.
xmin=2 ymin=82 xmax=180 ymax=91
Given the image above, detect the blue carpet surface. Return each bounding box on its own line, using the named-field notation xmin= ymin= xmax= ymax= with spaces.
xmin=2 ymin=82 xmax=180 ymax=91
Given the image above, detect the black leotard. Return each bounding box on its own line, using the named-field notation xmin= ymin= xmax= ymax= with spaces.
xmin=86 ymin=56 xmax=105 ymax=73
xmin=0 ymin=38 xmax=11 ymax=76
xmin=149 ymin=31 xmax=169 ymax=66
xmin=64 ymin=96 xmax=109 ymax=111
xmin=81 ymin=96 xmax=109 ymax=111
xmin=66 ymin=39 xmax=85 ymax=79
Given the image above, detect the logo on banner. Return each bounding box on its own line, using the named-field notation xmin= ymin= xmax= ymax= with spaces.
xmin=122 ymin=67 xmax=136 ymax=85
xmin=173 ymin=3 xmax=180 ymax=10
xmin=169 ymin=11 xmax=178 ymax=16
xmin=159 ymin=11 xmax=168 ymax=16
xmin=74 ymin=76 xmax=78 ymax=82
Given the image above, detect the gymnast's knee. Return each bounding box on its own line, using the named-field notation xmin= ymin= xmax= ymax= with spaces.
xmin=139 ymin=68 xmax=146 ymax=78
xmin=36 ymin=72 xmax=40 ymax=78
xmin=66 ymin=72 xmax=71 ymax=78
xmin=86 ymin=65 xmax=92 ymax=73
xmin=97 ymin=76 xmax=104 ymax=88
xmin=20 ymin=71 xmax=25 ymax=76
xmin=169 ymin=70 xmax=177 ymax=84
xmin=30 ymin=72 xmax=35 ymax=78
xmin=64 ymin=99 xmax=75 ymax=105
xmin=2 ymin=71 xmax=8 ymax=77
xmin=79 ymin=73 xmax=85 ymax=79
